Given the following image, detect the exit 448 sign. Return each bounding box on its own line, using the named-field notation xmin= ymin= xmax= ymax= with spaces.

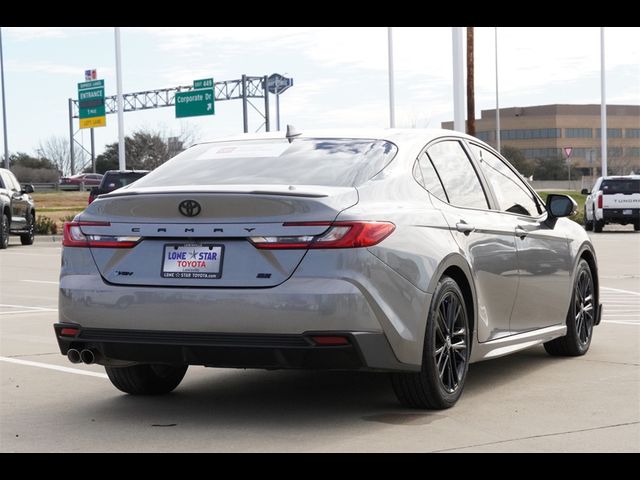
xmin=175 ymin=78 xmax=215 ymax=118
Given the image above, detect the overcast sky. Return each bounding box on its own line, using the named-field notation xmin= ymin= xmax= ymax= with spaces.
xmin=1 ymin=27 xmax=638 ymax=165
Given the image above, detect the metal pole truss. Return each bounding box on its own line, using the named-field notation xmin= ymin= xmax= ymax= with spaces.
xmin=69 ymin=75 xmax=271 ymax=174
xmin=71 ymin=76 xmax=268 ymax=120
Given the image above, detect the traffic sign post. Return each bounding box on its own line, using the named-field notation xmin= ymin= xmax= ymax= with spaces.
xmin=78 ymin=79 xmax=106 ymax=129
xmin=267 ymin=73 xmax=293 ymax=131
xmin=563 ymin=146 xmax=573 ymax=189
xmin=175 ymin=78 xmax=215 ymax=118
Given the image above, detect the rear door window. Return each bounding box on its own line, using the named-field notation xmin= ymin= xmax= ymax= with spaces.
xmin=469 ymin=143 xmax=541 ymax=216
xmin=426 ymin=140 xmax=489 ymax=209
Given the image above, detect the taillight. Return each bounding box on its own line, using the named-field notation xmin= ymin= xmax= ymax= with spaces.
xmin=597 ymin=194 xmax=603 ymax=209
xmin=249 ymin=221 xmax=395 ymax=249
xmin=63 ymin=221 xmax=140 ymax=248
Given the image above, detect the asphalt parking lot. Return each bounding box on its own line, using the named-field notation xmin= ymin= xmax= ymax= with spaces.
xmin=1 ymin=229 xmax=638 ymax=452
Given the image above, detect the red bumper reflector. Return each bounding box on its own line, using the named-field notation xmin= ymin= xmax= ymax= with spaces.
xmin=311 ymin=335 xmax=350 ymax=346
xmin=60 ymin=328 xmax=80 ymax=337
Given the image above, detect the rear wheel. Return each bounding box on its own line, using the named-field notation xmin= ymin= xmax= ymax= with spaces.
xmin=583 ymin=208 xmax=593 ymax=230
xmin=544 ymin=259 xmax=595 ymax=356
xmin=391 ymin=276 xmax=470 ymax=409
xmin=634 ymin=221 xmax=640 ymax=231
xmin=105 ymin=364 xmax=188 ymax=395
xmin=0 ymin=213 xmax=9 ymax=249
xmin=593 ymin=210 xmax=604 ymax=232
xmin=20 ymin=211 xmax=35 ymax=245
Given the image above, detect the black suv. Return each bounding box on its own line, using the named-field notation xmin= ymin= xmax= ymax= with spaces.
xmin=88 ymin=170 xmax=149 ymax=204
xmin=0 ymin=168 xmax=35 ymax=249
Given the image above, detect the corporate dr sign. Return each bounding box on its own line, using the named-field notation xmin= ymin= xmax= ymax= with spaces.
xmin=175 ymin=78 xmax=215 ymax=118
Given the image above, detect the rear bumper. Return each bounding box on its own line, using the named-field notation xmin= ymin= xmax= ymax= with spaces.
xmin=602 ymin=208 xmax=639 ymax=224
xmin=54 ymin=323 xmax=417 ymax=372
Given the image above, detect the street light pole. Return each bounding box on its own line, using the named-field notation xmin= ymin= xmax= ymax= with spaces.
xmin=0 ymin=27 xmax=9 ymax=169
xmin=387 ymin=27 xmax=396 ymax=128
xmin=495 ymin=27 xmax=501 ymax=153
xmin=114 ymin=27 xmax=126 ymax=170
xmin=600 ymin=27 xmax=607 ymax=177
xmin=452 ymin=27 xmax=465 ymax=133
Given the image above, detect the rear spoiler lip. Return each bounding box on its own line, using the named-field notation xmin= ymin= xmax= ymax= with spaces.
xmin=103 ymin=190 xmax=329 ymax=199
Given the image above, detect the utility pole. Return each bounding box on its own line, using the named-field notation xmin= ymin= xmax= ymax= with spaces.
xmin=466 ymin=27 xmax=475 ymax=137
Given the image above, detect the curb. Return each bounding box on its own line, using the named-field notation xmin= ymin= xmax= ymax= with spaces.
xmin=34 ymin=235 xmax=62 ymax=244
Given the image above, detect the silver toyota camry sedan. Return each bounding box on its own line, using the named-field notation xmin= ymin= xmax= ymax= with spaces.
xmin=55 ymin=128 xmax=601 ymax=409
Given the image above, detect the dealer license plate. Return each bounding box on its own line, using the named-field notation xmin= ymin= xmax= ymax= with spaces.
xmin=162 ymin=244 xmax=223 ymax=279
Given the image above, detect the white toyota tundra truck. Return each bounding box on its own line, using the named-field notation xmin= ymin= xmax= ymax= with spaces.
xmin=583 ymin=175 xmax=640 ymax=232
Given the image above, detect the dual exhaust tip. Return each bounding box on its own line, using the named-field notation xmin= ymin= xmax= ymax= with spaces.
xmin=67 ymin=348 xmax=97 ymax=365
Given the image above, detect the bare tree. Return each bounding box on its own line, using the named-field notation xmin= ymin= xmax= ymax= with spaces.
xmin=38 ymin=136 xmax=70 ymax=176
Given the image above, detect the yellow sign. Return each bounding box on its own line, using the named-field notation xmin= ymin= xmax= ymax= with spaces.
xmin=79 ymin=116 xmax=106 ymax=129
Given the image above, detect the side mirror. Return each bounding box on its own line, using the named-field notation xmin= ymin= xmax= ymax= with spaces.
xmin=546 ymin=194 xmax=577 ymax=219
xmin=21 ymin=184 xmax=34 ymax=194
xmin=580 ymin=188 xmax=589 ymax=195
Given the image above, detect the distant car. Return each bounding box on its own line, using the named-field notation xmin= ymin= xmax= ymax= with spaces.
xmin=0 ymin=168 xmax=35 ymax=248
xmin=59 ymin=173 xmax=103 ymax=187
xmin=583 ymin=175 xmax=640 ymax=232
xmin=55 ymin=129 xmax=601 ymax=409
xmin=88 ymin=170 xmax=150 ymax=204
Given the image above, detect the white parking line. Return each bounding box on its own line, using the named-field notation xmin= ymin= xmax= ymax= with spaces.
xmin=0 ymin=356 xmax=107 ymax=378
xmin=21 ymin=280 xmax=59 ymax=285
xmin=601 ymin=287 xmax=640 ymax=297
xmin=0 ymin=310 xmax=56 ymax=316
xmin=0 ymin=252 xmax=60 ymax=257
xmin=600 ymin=286 xmax=639 ymax=325
xmin=0 ymin=303 xmax=57 ymax=311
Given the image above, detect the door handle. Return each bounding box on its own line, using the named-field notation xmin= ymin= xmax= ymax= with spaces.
xmin=515 ymin=227 xmax=528 ymax=239
xmin=456 ymin=221 xmax=475 ymax=235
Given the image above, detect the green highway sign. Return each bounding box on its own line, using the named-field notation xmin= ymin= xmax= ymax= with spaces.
xmin=78 ymin=79 xmax=106 ymax=129
xmin=175 ymin=86 xmax=215 ymax=119
xmin=193 ymin=78 xmax=214 ymax=89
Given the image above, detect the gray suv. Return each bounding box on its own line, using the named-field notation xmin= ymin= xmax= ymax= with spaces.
xmin=0 ymin=168 xmax=35 ymax=249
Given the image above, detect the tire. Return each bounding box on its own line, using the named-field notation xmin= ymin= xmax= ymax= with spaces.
xmin=544 ymin=259 xmax=595 ymax=357
xmin=0 ymin=213 xmax=9 ymax=249
xmin=583 ymin=208 xmax=593 ymax=230
xmin=593 ymin=210 xmax=604 ymax=233
xmin=105 ymin=364 xmax=188 ymax=395
xmin=391 ymin=276 xmax=470 ymax=409
xmin=20 ymin=210 xmax=35 ymax=245
xmin=634 ymin=221 xmax=640 ymax=232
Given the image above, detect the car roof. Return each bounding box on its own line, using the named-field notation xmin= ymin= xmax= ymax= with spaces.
xmin=104 ymin=170 xmax=150 ymax=174
xmin=601 ymin=175 xmax=640 ymax=180
xmin=197 ymin=128 xmax=478 ymax=151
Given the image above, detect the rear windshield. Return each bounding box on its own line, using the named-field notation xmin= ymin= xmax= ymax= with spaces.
xmin=133 ymin=138 xmax=398 ymax=188
xmin=103 ymin=172 xmax=147 ymax=189
xmin=601 ymin=179 xmax=640 ymax=195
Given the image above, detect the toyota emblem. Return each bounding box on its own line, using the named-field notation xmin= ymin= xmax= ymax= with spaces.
xmin=178 ymin=200 xmax=202 ymax=217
